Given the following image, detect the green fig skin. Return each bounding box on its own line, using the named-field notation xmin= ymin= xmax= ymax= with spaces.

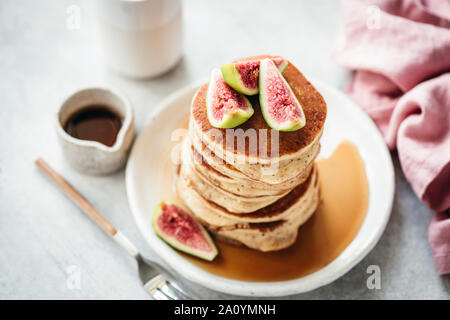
xmin=277 ymin=59 xmax=288 ymax=73
xmin=207 ymin=108 xmax=254 ymax=129
xmin=221 ymin=64 xmax=259 ymax=96
xmin=206 ymin=69 xmax=254 ymax=129
xmin=152 ymin=200 xmax=218 ymax=261
xmin=259 ymin=59 xmax=306 ymax=132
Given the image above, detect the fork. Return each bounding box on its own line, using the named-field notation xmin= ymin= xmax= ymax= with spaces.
xmin=35 ymin=158 xmax=193 ymax=300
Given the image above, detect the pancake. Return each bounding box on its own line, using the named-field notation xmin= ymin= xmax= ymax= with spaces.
xmin=180 ymin=139 xmax=290 ymax=213
xmin=189 ymin=139 xmax=315 ymax=197
xmin=190 ymin=118 xmax=321 ymax=184
xmin=211 ymin=195 xmax=318 ymax=252
xmin=206 ymin=171 xmax=320 ymax=252
xmin=190 ymin=54 xmax=326 ymax=158
xmin=176 ymin=164 xmax=319 ymax=226
xmin=174 ymin=55 xmax=326 ymax=252
xmin=176 ymin=169 xmax=319 ymax=251
xmin=189 ymin=55 xmax=326 ymax=184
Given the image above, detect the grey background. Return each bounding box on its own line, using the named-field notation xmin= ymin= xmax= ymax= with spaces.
xmin=0 ymin=0 xmax=448 ymax=299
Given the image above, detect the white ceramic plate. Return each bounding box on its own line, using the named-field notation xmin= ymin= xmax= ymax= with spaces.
xmin=125 ymin=79 xmax=395 ymax=297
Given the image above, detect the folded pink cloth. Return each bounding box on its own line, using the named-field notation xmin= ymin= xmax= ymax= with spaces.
xmin=333 ymin=0 xmax=450 ymax=274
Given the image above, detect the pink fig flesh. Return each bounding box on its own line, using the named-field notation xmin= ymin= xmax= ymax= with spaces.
xmin=206 ymin=69 xmax=253 ymax=128
xmin=221 ymin=57 xmax=288 ymax=95
xmin=259 ymin=59 xmax=305 ymax=131
xmin=152 ymin=201 xmax=218 ymax=261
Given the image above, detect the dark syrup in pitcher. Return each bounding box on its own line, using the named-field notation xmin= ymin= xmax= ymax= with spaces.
xmin=64 ymin=105 xmax=122 ymax=147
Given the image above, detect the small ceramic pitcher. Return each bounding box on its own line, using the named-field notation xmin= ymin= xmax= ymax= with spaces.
xmin=56 ymin=87 xmax=135 ymax=175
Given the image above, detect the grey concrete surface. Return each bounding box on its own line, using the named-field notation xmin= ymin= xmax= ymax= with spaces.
xmin=0 ymin=0 xmax=448 ymax=299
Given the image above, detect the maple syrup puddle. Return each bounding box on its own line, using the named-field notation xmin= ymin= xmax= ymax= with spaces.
xmin=159 ymin=129 xmax=369 ymax=282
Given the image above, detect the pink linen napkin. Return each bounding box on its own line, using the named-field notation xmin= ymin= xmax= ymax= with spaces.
xmin=332 ymin=0 xmax=450 ymax=274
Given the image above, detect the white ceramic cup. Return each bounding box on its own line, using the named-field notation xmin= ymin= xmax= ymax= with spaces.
xmin=56 ymin=87 xmax=135 ymax=175
xmin=97 ymin=0 xmax=183 ymax=78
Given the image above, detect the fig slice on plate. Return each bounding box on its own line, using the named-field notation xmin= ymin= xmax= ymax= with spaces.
xmin=221 ymin=57 xmax=288 ymax=95
xmin=259 ymin=58 xmax=306 ymax=132
xmin=152 ymin=200 xmax=218 ymax=261
xmin=206 ymin=68 xmax=254 ymax=128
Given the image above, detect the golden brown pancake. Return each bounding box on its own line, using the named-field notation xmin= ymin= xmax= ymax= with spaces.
xmin=191 ymin=55 xmax=327 ymax=158
xmin=202 ymin=168 xmax=315 ymax=221
xmin=175 ymin=167 xmax=320 ymax=252
xmin=176 ymin=157 xmax=319 ymax=226
xmin=175 ymin=55 xmax=325 ymax=251
xmin=190 ymin=139 xmax=314 ymax=196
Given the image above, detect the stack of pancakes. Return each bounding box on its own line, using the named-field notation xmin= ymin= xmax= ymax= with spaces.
xmin=176 ymin=55 xmax=327 ymax=252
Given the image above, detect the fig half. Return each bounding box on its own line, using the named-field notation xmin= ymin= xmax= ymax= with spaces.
xmin=259 ymin=58 xmax=306 ymax=132
xmin=152 ymin=200 xmax=218 ymax=261
xmin=221 ymin=57 xmax=288 ymax=95
xmin=206 ymin=68 xmax=254 ymax=128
